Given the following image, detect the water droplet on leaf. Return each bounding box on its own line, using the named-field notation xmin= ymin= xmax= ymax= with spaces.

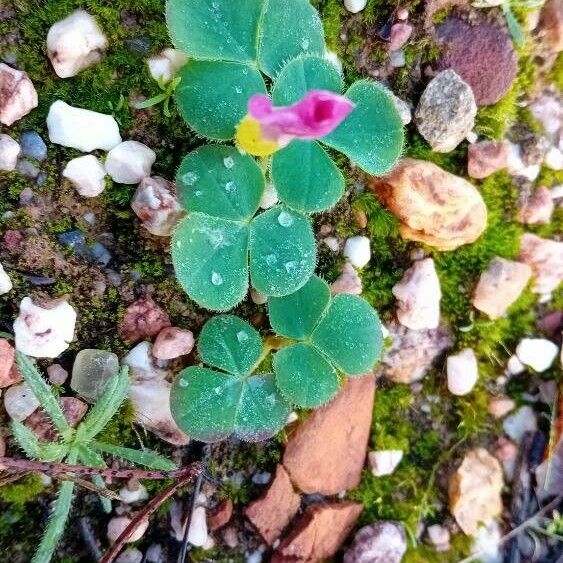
xmin=266 ymin=254 xmax=277 ymax=266
xmin=211 ymin=272 xmax=223 ymax=286
xmin=182 ymin=171 xmax=198 ymax=185
xmin=237 ymin=331 xmax=249 ymax=342
xmin=277 ymin=211 xmax=293 ymax=227
xmin=223 ymin=156 xmax=234 ymax=169
xmin=224 ymin=181 xmax=236 ymax=193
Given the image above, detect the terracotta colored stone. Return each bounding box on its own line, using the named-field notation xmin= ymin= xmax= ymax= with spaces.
xmin=283 ymin=375 xmax=375 ymax=495
xmin=245 ymin=464 xmax=301 ymax=545
xmin=539 ymin=0 xmax=563 ymax=52
xmin=25 ymin=396 xmax=88 ymax=441
xmin=0 ymin=339 xmax=16 ymax=388
xmin=208 ymin=499 xmax=233 ymax=532
xmin=467 ymin=141 xmax=509 ymax=179
xmin=369 ymin=159 xmax=487 ymax=251
xmin=272 ymin=502 xmax=362 ymax=563
xmin=119 ymin=297 xmax=171 ymax=343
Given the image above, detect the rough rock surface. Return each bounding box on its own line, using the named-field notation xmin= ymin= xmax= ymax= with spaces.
xmin=370 ymin=159 xmax=487 ymax=251
xmin=272 ymin=502 xmax=362 ymax=563
xmin=4 ymin=383 xmax=40 ymax=422
xmin=447 ymin=348 xmax=478 ymax=396
xmin=208 ymin=499 xmax=233 ymax=532
xmin=63 ymin=155 xmax=107 ymax=197
xmin=392 ymin=258 xmax=441 ymax=330
xmin=245 ymin=464 xmax=301 ymax=545
xmin=0 ymin=134 xmax=21 ymax=171
xmin=368 ymin=450 xmax=403 ymax=476
xmin=283 ymin=375 xmax=375 ymax=495
xmin=449 ymin=448 xmax=503 ymax=535
xmin=47 ymin=10 xmax=108 ymax=78
xmin=105 ymin=141 xmax=156 ymax=184
xmin=415 ymin=69 xmax=477 ymax=152
xmin=331 ymin=261 xmax=362 ymax=295
xmin=378 ymin=320 xmax=453 ymax=383
xmin=25 ymin=396 xmax=88 ymax=441
xmin=147 ymin=48 xmax=188 ymax=83
xmin=0 ymin=63 xmax=38 ymax=126
xmin=519 ymin=234 xmax=563 ymax=294
xmin=0 ymin=339 xmax=17 ymax=388
xmin=467 ymin=141 xmax=509 ymax=179
xmin=119 ymin=297 xmax=171 ymax=343
xmin=539 ymin=0 xmax=563 ymax=52
xmin=152 ymin=327 xmax=194 ymax=360
xmin=436 ymin=17 xmax=517 ymax=106
xmin=344 ymin=521 xmax=407 ymax=563
xmin=519 ymin=186 xmax=554 ymax=225
xmin=472 ymin=257 xmax=532 ymax=319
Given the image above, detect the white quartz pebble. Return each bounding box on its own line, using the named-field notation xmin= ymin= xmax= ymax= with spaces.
xmin=343 ymin=236 xmax=371 ymax=268
xmin=447 ymin=348 xmax=478 ymax=396
xmin=516 ymin=338 xmax=558 ymax=372
xmin=63 ymin=154 xmax=107 ymax=197
xmin=105 ymin=141 xmax=156 ymax=184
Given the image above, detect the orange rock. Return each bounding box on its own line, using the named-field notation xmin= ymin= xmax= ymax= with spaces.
xmin=245 ymin=464 xmax=300 ymax=545
xmin=0 ymin=339 xmax=16 ymax=388
xmin=283 ymin=375 xmax=375 ymax=495
xmin=272 ymin=502 xmax=362 ymax=562
xmin=208 ymin=499 xmax=233 ymax=532
xmin=369 ymin=158 xmax=487 ymax=251
xmin=540 ymin=0 xmax=563 ymax=52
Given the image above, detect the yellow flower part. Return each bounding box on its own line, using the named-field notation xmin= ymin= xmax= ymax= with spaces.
xmin=235 ymin=115 xmax=280 ymax=157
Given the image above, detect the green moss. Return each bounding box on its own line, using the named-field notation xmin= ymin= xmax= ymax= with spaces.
xmin=0 ymin=474 xmax=45 ymax=507
xmin=404 ymin=533 xmax=473 ymax=562
xmin=314 ymin=0 xmax=345 ymax=53
xmin=547 ymin=53 xmax=563 ymax=90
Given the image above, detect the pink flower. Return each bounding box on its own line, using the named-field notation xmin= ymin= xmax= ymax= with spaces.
xmin=248 ymin=90 xmax=355 ymax=147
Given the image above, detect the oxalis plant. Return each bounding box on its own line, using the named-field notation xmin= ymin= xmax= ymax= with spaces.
xmin=163 ymin=0 xmax=404 ymax=442
xmin=9 ymin=352 xmax=175 ymax=563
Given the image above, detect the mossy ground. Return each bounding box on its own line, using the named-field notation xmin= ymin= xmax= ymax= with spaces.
xmin=0 ymin=0 xmax=560 ymax=561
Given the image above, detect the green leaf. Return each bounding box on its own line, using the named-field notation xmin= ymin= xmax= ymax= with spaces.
xmin=503 ymin=5 xmax=524 ymax=47
xmin=170 ymin=367 xmax=289 ymax=443
xmin=198 ymin=315 xmax=262 ymax=376
xmin=78 ymin=367 xmax=129 ymax=442
xmin=273 ymin=343 xmax=339 ymax=408
xmin=271 ymin=140 xmax=345 ymax=213
xmin=11 ymin=421 xmax=68 ymax=462
xmin=91 ymin=441 xmax=177 ymax=471
xmin=77 ymin=445 xmax=111 ymax=513
xmin=268 ymin=275 xmax=330 ymax=339
xmin=272 ymin=54 xmax=343 ymax=106
xmin=258 ymin=0 xmax=325 ymax=78
xmin=175 ymin=60 xmax=266 ymax=139
xmin=16 ymin=352 xmax=71 ymax=436
xmin=166 ymin=0 xmax=262 ymax=63
xmin=176 ymin=145 xmax=264 ymax=220
xmin=312 ymin=294 xmax=383 ymax=375
xmin=172 ymin=213 xmax=249 ymax=311
xmin=322 ymin=80 xmax=404 ymax=176
xmin=249 ymin=205 xmax=316 ymax=297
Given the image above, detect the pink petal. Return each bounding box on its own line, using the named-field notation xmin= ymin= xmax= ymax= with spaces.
xmin=248 ymin=90 xmax=355 ymax=144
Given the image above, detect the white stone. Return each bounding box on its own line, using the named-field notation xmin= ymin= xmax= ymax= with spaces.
xmin=63 ymin=155 xmax=106 ymax=197
xmin=466 ymin=131 xmax=478 ymax=144
xmin=47 ymin=10 xmax=108 ymax=78
xmin=324 ymin=50 xmax=343 ymax=74
xmin=368 ymin=450 xmax=403 ymax=476
xmin=105 ymin=141 xmax=156 ymax=184
xmin=147 ymin=48 xmax=188 ymax=83
xmin=427 ymin=524 xmax=451 ymax=552
xmin=13 ymin=297 xmax=76 ymax=358
xmin=516 ymin=338 xmax=558 ymax=372
xmin=122 ymin=342 xmax=167 ymax=381
xmin=392 ymin=258 xmax=441 ymax=330
xmin=0 ymin=64 xmax=38 ymax=126
xmin=506 ymin=354 xmax=525 ymax=375
xmin=0 ymin=134 xmax=21 ymax=171
xmin=250 ymin=288 xmax=267 ymax=305
xmin=116 ymin=548 xmax=143 ymax=563
xmin=119 ymin=483 xmax=148 ymax=504
xmin=503 ymin=406 xmax=537 ymax=443
xmin=471 ymin=520 xmax=502 ymax=563
xmin=550 ymin=184 xmax=563 ymax=200
xmin=506 ymin=143 xmax=541 ymax=181
xmin=188 ymin=496 xmax=208 ymax=547
xmin=259 ymin=183 xmax=279 ymax=209
xmin=545 ymin=146 xmax=563 ymax=170
xmin=323 ymin=236 xmax=340 ymax=252
xmin=107 ymin=516 xmax=149 ymax=544
xmin=4 ymin=383 xmax=39 ymax=422
xmin=0 ymin=264 xmax=13 ymax=295
xmin=47 ymin=100 xmax=121 ymax=152
xmin=447 ymin=348 xmax=478 ymax=396
xmin=391 ymin=93 xmax=412 ymax=125
xmin=344 ymin=0 xmax=368 ymax=13
xmin=343 ymin=236 xmax=370 ymax=268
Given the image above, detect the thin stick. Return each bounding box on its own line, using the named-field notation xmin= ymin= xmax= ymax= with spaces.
xmin=0 ymin=469 xmax=29 ymax=487
xmin=52 ymin=473 xmax=121 ymax=501
xmin=100 ymin=464 xmax=202 ymax=563
xmin=0 ymin=457 xmax=200 ymax=481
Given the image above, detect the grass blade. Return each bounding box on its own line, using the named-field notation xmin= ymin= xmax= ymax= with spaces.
xmin=11 ymin=421 xmax=68 ymax=462
xmin=92 ymin=440 xmax=177 ymax=471
xmin=77 ymin=445 xmax=112 ymax=513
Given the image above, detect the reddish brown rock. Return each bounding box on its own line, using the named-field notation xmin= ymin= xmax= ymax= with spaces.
xmin=283 ymin=375 xmax=375 ymax=495
xmin=25 ymin=396 xmax=88 ymax=441
xmin=518 ymin=187 xmax=554 ymax=225
xmin=152 ymin=327 xmax=194 ymax=360
xmin=272 ymin=502 xmax=362 ymax=563
xmin=467 ymin=141 xmax=509 ymax=179
xmin=119 ymin=297 xmax=171 ymax=343
xmin=539 ymin=0 xmax=563 ymax=52
xmin=436 ymin=18 xmax=517 ymax=106
xmin=0 ymin=339 xmax=16 ymax=388
xmin=245 ymin=464 xmax=301 ymax=545
xmin=208 ymin=499 xmax=233 ymax=532
xmin=0 ymin=63 xmax=38 ymax=126
xmin=3 ymin=230 xmax=23 ymax=251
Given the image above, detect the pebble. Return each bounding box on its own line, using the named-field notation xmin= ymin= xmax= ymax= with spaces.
xmin=331 ymin=261 xmax=362 ymax=295
xmin=447 ymin=348 xmax=478 ymax=395
xmin=519 ymin=186 xmax=554 ymax=225
xmin=259 ymin=183 xmax=279 ymax=209
xmin=427 ymin=524 xmax=451 ymax=552
xmin=13 ymin=297 xmax=76 ymax=358
xmin=471 ymin=520 xmax=502 ymax=563
xmin=119 ymin=297 xmax=171 ymax=343
xmin=4 ymin=383 xmax=40 ymax=422
xmin=323 ymin=236 xmax=339 ymax=252
xmin=0 ymin=264 xmax=13 ymax=295
xmin=344 ymin=522 xmax=407 ymax=563
xmin=515 ymin=338 xmax=558 ymax=372
xmin=545 ymin=146 xmax=563 ymax=170
xmin=20 ymin=131 xmax=47 ymax=161
xmin=503 ymin=405 xmax=537 ymax=443
xmin=507 ymin=354 xmax=525 ymax=375
xmin=488 ymin=397 xmax=515 ymax=419
xmin=105 ymin=141 xmax=156 ymax=184
xmin=0 ymin=134 xmax=21 ymax=171
xmin=187 ymin=495 xmax=208 ymax=547
xmin=147 ymin=48 xmax=188 ymax=83
xmin=390 ymin=93 xmax=412 ymax=125
xmin=47 ymin=100 xmax=122 ymax=152
xmin=343 ymin=236 xmax=370 ymax=268
xmin=107 ymin=516 xmax=149 ymax=544
xmin=47 ymin=10 xmax=108 ymax=78
xmin=0 ymin=339 xmax=17 ymax=388
xmin=71 ymin=349 xmax=120 ymax=402
xmin=388 ymin=23 xmax=413 ymax=51
xmin=152 ymin=327 xmax=195 ymax=360
xmin=519 ymin=233 xmax=563 ymax=295
xmin=17 ymin=160 xmax=39 ymax=179
xmin=0 ymin=63 xmax=38 ymax=126
xmin=63 ymin=155 xmax=107 ymax=197
xmin=119 ymin=482 xmax=148 ymax=504
xmin=388 ymin=49 xmax=405 ymax=67
xmin=368 ymin=450 xmax=403 ymax=476
xmin=47 ymin=363 xmax=69 ymax=385
xmin=344 ymin=0 xmax=367 ymax=13
xmin=89 ymin=242 xmax=112 ymax=266
xmin=250 ymin=288 xmax=268 ymax=305
xmin=467 ymin=141 xmax=509 ymax=179
xmin=116 ymin=549 xmax=143 ymax=563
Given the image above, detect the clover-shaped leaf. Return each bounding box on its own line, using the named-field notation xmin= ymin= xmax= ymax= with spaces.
xmin=269 ymin=276 xmax=383 ymax=407
xmin=170 ymin=316 xmax=290 ymax=442
xmin=172 ymin=145 xmax=316 ymax=311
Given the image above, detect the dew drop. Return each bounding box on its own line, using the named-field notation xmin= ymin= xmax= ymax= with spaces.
xmin=211 ymin=272 xmax=223 ymax=286
xmin=284 ymin=261 xmax=297 ymax=273
xmin=277 ymin=211 xmax=293 ymax=227
xmin=266 ymin=254 xmax=277 ymax=266
xmin=301 ymin=38 xmax=310 ymax=50
xmin=195 ymin=190 xmax=203 ymax=197
xmin=235 ymin=86 xmax=243 ymax=94
xmin=214 ymin=386 xmax=221 ymax=394
xmin=178 ymin=378 xmax=189 ymax=388
xmin=223 ymin=156 xmax=235 ymax=169
xmin=224 ymin=181 xmax=236 ymax=193
xmin=237 ymin=331 xmax=249 ymax=343
xmin=182 ymin=171 xmax=198 ymax=185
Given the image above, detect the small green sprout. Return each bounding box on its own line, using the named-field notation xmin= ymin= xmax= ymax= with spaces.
xmin=134 ymin=76 xmax=181 ymax=117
